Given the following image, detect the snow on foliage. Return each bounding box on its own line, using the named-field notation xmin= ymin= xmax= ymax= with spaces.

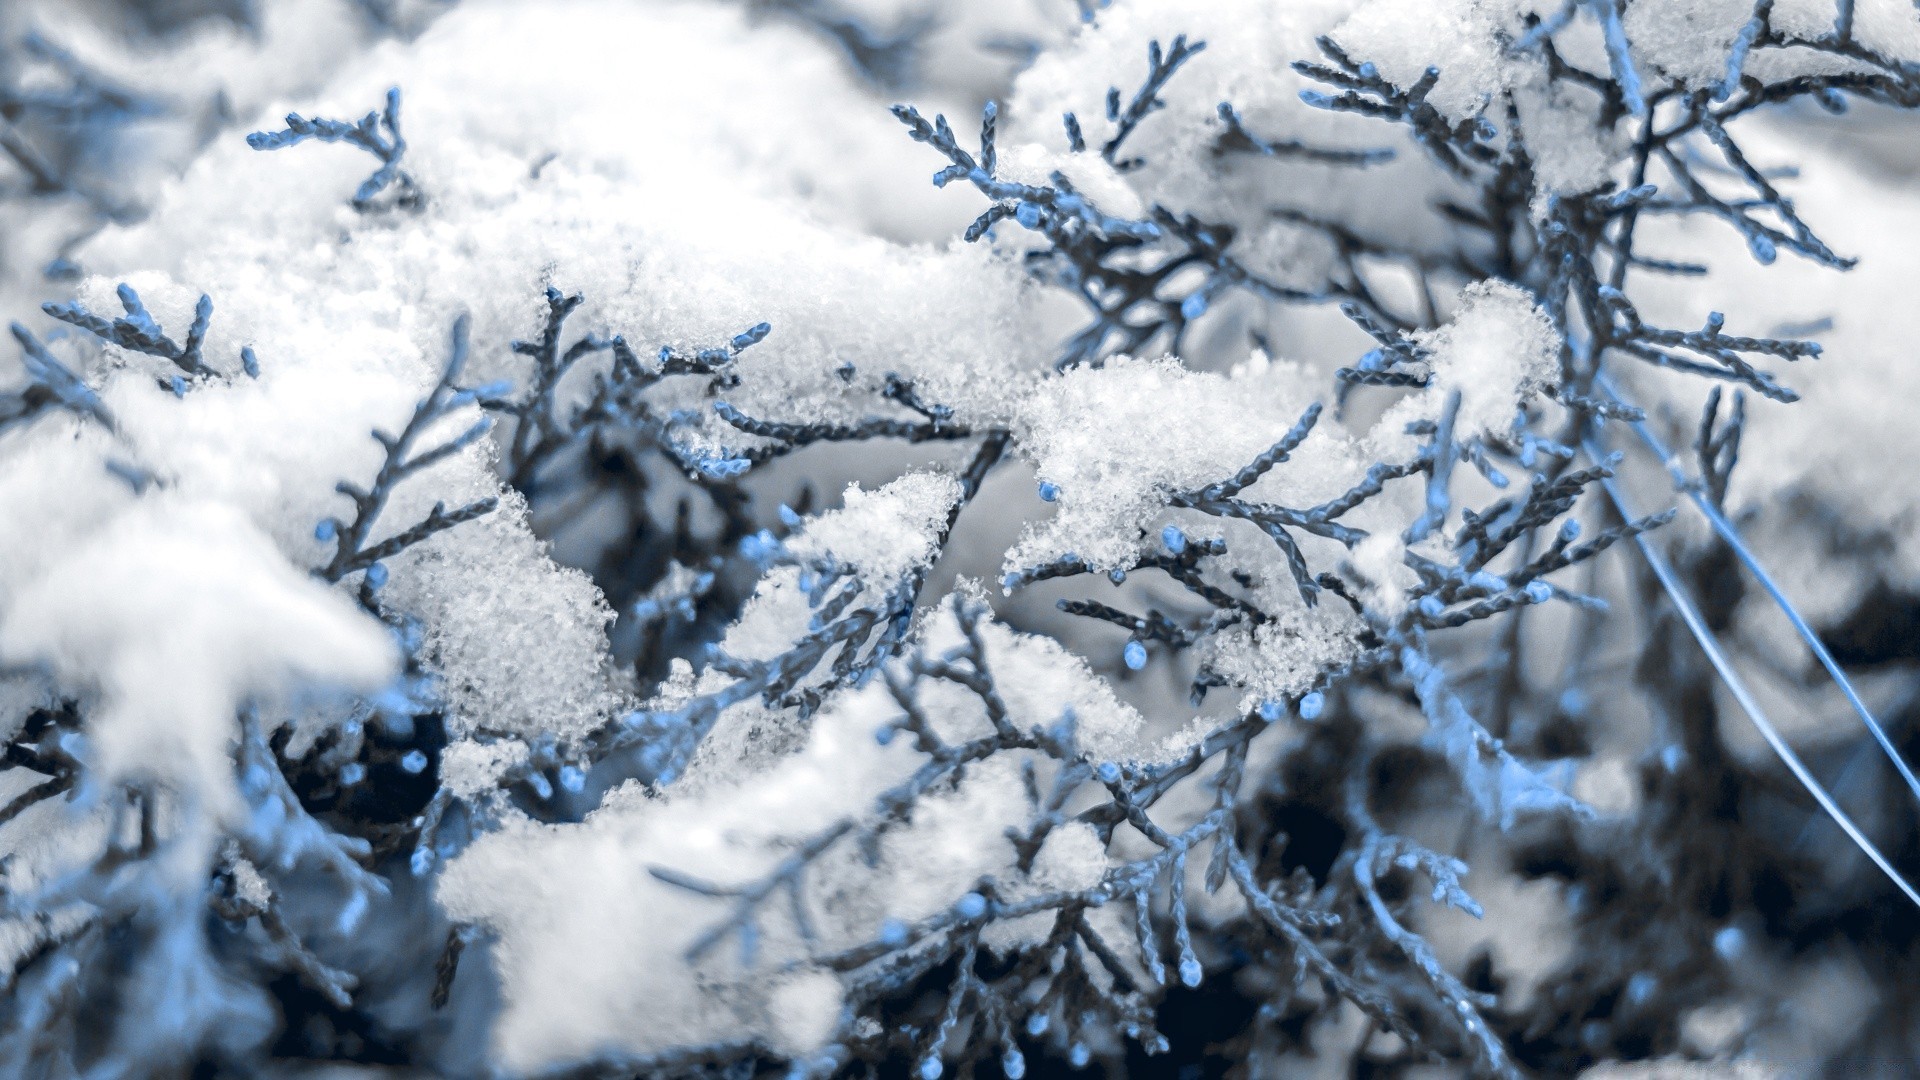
xmin=1376 ymin=280 xmax=1560 ymax=445
xmin=0 ymin=498 xmax=395 ymax=826
xmin=3 ymin=0 xmax=1920 ymax=1075
xmin=441 ymin=596 xmax=1142 ymax=1071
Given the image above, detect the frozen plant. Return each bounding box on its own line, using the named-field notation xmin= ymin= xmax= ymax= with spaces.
xmin=3 ymin=0 xmax=1920 ymax=1077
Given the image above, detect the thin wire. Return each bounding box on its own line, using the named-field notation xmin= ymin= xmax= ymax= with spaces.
xmin=1595 ymin=373 xmax=1920 ymax=811
xmin=1590 ymin=454 xmax=1920 ymax=909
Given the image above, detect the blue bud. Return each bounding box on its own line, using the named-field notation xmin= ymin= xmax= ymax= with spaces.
xmin=1095 ymin=761 xmax=1121 ymax=783
xmin=1417 ymin=595 xmax=1444 ymax=618
xmin=1358 ymin=62 xmax=1378 ymax=78
xmin=1161 ymin=525 xmax=1186 ymax=555
xmin=315 ymin=519 xmax=337 ymax=542
xmin=1559 ymin=519 xmax=1582 ymax=542
xmin=528 ymin=772 xmax=553 ymax=800
xmin=241 ymin=346 xmax=260 ymax=378
xmin=410 ymin=847 xmax=435 ymax=877
xmin=1015 ymin=201 xmax=1043 ymax=229
xmin=955 ymin=892 xmax=988 ymax=919
xmin=400 ymin=749 xmax=429 ymax=774
xmin=1625 ymin=971 xmax=1657 ymax=1006
xmin=1108 ymin=568 xmax=1126 ymax=584
xmin=1257 ymin=700 xmax=1283 ymax=723
xmin=874 ymin=724 xmax=896 ymax=746
xmin=1298 ymin=691 xmax=1325 ymax=720
xmin=170 ymin=375 xmax=187 ymax=398
xmin=778 ymin=504 xmax=802 ymax=528
xmin=919 ymin=1058 xmax=943 ymax=1080
xmin=1747 ymin=232 xmax=1777 ymax=264
xmin=1180 ymin=292 xmax=1208 ymax=320
xmin=1069 ymin=1042 xmax=1091 ymax=1069
xmin=1038 ymin=481 xmax=1060 ymax=502
xmin=1179 ymin=957 xmax=1203 ymax=987
xmin=559 ymin=765 xmax=586 ymax=793
xmin=1003 ymin=1048 xmax=1026 ymax=1080
xmin=1001 ymin=572 xmax=1021 ymax=592
xmin=1025 ymin=1013 xmax=1050 ymax=1037
xmin=364 ymin=562 xmax=389 ymax=590
xmin=879 ymin=918 xmax=910 ymax=947
xmin=1713 ymin=925 xmax=1745 ymax=961
xmin=1524 ymin=580 xmax=1552 ymax=603
xmin=339 ymin=762 xmax=366 ymax=785
xmin=1123 ymin=640 xmax=1148 ymax=670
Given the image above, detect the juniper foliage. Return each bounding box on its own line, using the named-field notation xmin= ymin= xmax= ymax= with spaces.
xmin=246 ymin=86 xmax=419 ymax=211
xmin=3 ymin=2 xmax=1920 ymax=1078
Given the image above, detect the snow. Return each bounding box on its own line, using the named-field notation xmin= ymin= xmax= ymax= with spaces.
xmin=684 ymin=473 xmax=963 ymax=779
xmin=964 ymin=615 xmax=1151 ymax=763
xmin=1348 ymin=530 xmax=1418 ymax=619
xmin=0 ymin=0 xmax=1077 ymax=862
xmin=790 ymin=473 xmax=965 ymax=593
xmin=1196 ymin=605 xmax=1367 ymax=712
xmin=1330 ymin=0 xmax=1527 ymax=120
xmin=440 ymin=583 xmax=1205 ymax=1070
xmin=439 ymin=777 xmax=863 ymax=1069
xmin=1512 ymin=68 xmax=1626 ymax=195
xmin=1005 ymin=0 xmax=1477 ymax=284
xmin=383 ymin=490 xmax=627 ymax=745
xmin=439 ymin=736 xmax=533 ymax=803
xmin=1009 ymin=352 xmax=1363 ymax=574
xmin=0 ymin=0 xmax=387 ymax=312
xmin=1628 ymin=0 xmax=1920 ymax=88
xmin=0 ymin=497 xmax=395 ymax=837
xmin=1622 ymin=107 xmax=1920 ymax=607
xmin=1376 ymin=280 xmax=1560 ymax=451
xmin=5 ymin=0 xmax=1918 ymax=1073
xmin=82 ymin=0 xmax=1061 ymax=430
xmin=713 ymin=472 xmax=958 ymax=666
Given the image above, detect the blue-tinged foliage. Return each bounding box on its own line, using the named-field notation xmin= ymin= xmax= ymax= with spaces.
xmin=43 ymin=283 xmax=223 ymax=383
xmin=8 ymin=3 xmax=1920 ymax=1078
xmin=316 ymin=314 xmax=497 ymax=584
xmin=4 ymin=321 xmax=116 ymax=432
xmin=247 ymin=86 xmax=419 ymax=211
